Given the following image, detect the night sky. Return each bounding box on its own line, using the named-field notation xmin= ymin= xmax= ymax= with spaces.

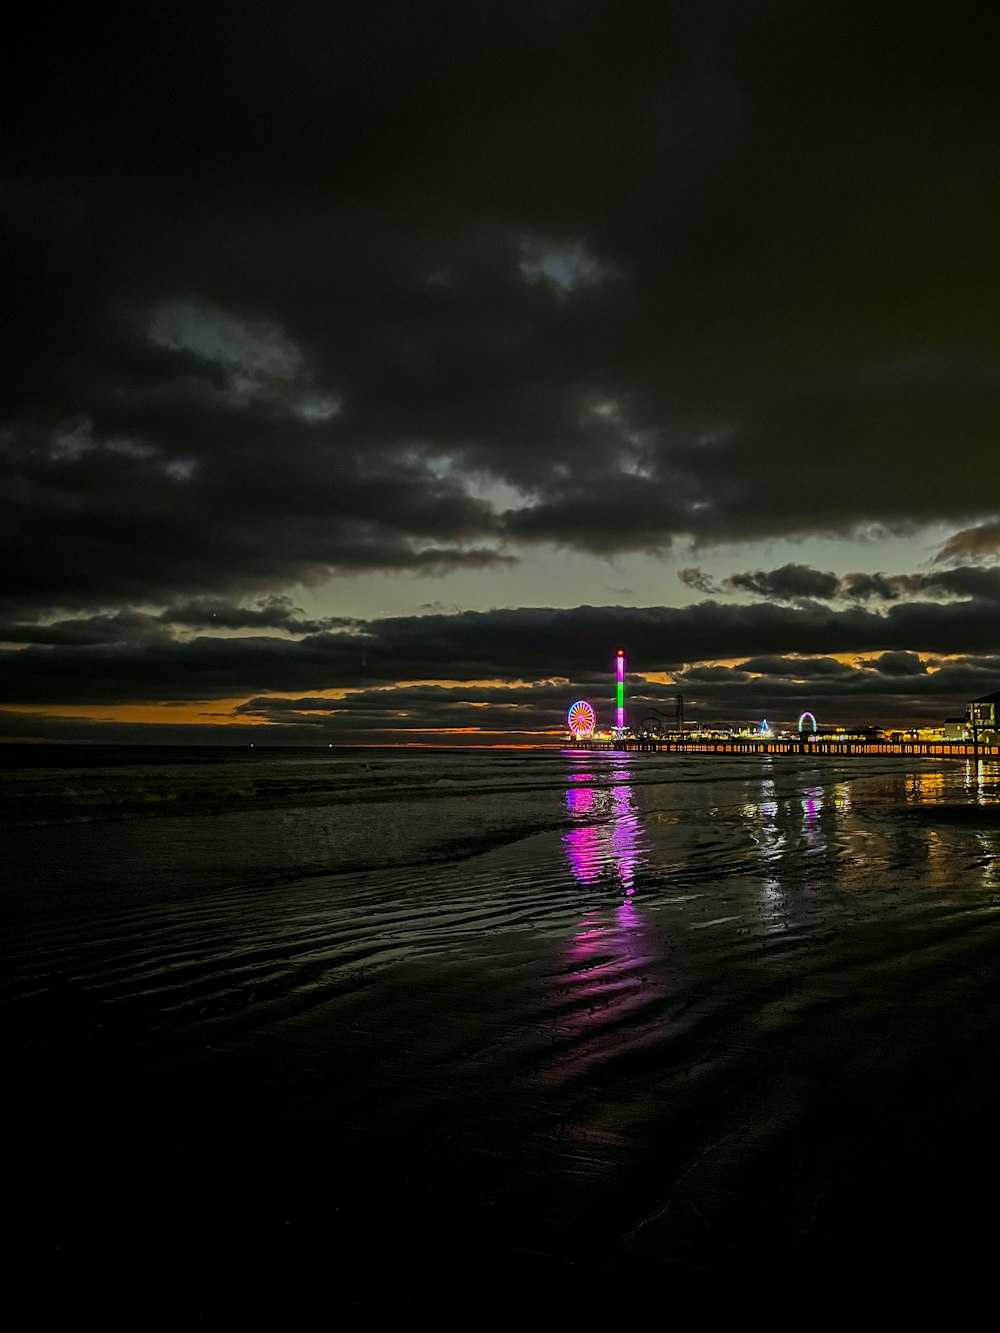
xmin=3 ymin=0 xmax=999 ymax=745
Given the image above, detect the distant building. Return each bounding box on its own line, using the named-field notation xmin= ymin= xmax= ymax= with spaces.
xmin=967 ymin=690 xmax=1000 ymax=743
xmin=889 ymin=725 xmax=950 ymax=743
xmin=941 ymin=716 xmax=968 ymax=742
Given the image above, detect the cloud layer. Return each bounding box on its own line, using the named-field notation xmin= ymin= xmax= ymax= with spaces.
xmin=3 ymin=592 xmax=999 ymax=743
xmin=2 ymin=3 xmax=999 ymax=738
xmin=5 ymin=4 xmax=1000 ymax=610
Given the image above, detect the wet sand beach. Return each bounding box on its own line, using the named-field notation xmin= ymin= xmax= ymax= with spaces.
xmin=4 ymin=747 xmax=1000 ymax=1319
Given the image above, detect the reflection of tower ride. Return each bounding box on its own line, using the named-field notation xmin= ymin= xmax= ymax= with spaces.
xmin=564 ymin=771 xmax=642 ymax=894
xmin=551 ymin=776 xmax=660 ymax=1082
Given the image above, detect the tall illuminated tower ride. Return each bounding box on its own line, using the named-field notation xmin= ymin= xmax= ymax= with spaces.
xmin=615 ymin=648 xmax=626 ymax=730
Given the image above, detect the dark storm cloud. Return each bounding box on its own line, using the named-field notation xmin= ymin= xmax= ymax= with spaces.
xmin=0 ymin=403 xmax=511 ymax=616
xmin=678 ymin=568 xmax=716 ymax=594
xmin=935 ymin=522 xmax=1000 ymax=564
xmin=0 ymin=600 xmax=355 ymax=647
xmin=724 ymin=564 xmax=841 ymax=602
xmin=684 ymin=563 xmax=1000 ymax=604
xmin=233 ymin=680 xmax=573 ymax=737
xmin=837 ymin=567 xmax=1000 ymax=603
xmin=160 ymin=597 xmax=360 ymax=635
xmin=0 ymin=610 xmax=168 ymax=647
xmin=735 ymin=656 xmax=853 ymax=679
xmin=869 ymin=651 xmax=928 ymax=677
xmin=3 ymin=1 xmax=1000 ymax=619
xmin=837 ymin=572 xmax=909 ymax=602
xmin=900 ymin=568 xmax=1000 ymax=601
xmin=2 ymin=598 xmax=999 ymax=723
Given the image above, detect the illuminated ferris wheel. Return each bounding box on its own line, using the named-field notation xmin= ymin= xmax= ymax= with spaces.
xmin=567 ymin=700 xmax=596 ymax=737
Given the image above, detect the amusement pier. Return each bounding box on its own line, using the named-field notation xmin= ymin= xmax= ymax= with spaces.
xmin=566 ymin=650 xmax=1000 ymax=760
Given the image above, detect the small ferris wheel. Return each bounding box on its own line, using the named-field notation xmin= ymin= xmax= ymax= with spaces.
xmin=567 ymin=700 xmax=597 ymax=737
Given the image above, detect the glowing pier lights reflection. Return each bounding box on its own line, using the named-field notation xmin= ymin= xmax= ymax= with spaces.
xmin=550 ymin=769 xmax=660 ymax=1083
xmin=564 ymin=769 xmax=642 ymax=894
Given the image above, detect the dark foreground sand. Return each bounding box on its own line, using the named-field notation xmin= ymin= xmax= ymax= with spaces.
xmin=14 ymin=927 xmax=1000 ymax=1320
xmin=6 ymin=750 xmax=1000 ymax=1320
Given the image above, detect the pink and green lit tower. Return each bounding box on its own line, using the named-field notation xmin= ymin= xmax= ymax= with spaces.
xmin=615 ymin=648 xmax=626 ymax=730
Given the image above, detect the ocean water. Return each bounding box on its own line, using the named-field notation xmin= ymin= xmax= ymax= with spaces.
xmin=4 ymin=746 xmax=1000 ymax=1317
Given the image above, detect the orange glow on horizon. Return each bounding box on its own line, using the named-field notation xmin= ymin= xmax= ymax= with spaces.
xmin=0 ymin=698 xmax=269 ymax=726
xmin=1 ymin=648 xmax=965 ymax=737
xmin=687 ymin=651 xmax=953 ymax=673
xmin=637 ymin=671 xmax=677 ymax=686
xmin=0 ymin=676 xmax=569 ymax=731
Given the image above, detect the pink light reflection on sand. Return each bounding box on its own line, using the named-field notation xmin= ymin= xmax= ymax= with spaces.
xmin=548 ymin=900 xmax=663 ymax=1087
xmin=563 ymin=770 xmax=640 ymax=894
xmin=547 ymin=769 xmax=663 ymax=1087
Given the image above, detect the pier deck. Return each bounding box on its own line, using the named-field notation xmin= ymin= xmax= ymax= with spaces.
xmin=569 ymin=738 xmax=1000 ymax=758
